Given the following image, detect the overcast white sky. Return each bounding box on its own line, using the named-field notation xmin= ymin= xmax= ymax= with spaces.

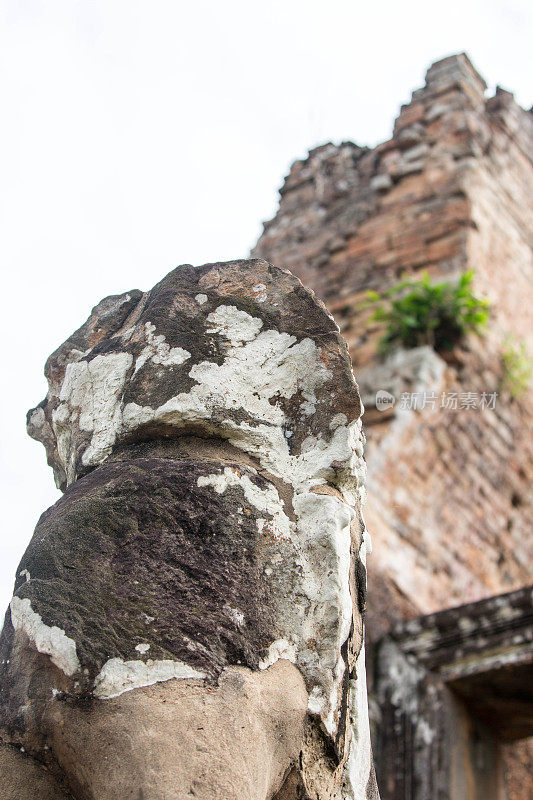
xmin=0 ymin=0 xmax=531 ymax=612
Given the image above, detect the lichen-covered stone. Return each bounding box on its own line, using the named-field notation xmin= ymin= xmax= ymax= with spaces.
xmin=1 ymin=259 xmax=376 ymax=799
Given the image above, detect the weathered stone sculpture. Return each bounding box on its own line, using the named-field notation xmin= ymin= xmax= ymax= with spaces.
xmin=0 ymin=259 xmax=378 ymax=799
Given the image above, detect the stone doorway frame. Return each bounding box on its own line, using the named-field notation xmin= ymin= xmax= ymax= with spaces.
xmin=374 ymin=586 xmax=533 ymax=799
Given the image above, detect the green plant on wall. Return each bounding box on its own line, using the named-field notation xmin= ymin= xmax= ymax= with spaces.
xmin=501 ymin=336 xmax=533 ymax=398
xmin=364 ymin=270 xmax=490 ymax=355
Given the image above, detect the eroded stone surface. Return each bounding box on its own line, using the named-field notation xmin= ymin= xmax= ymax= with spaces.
xmin=41 ymin=662 xmax=308 ymax=800
xmin=0 ymin=746 xmax=72 ymax=800
xmin=1 ymin=259 xmax=376 ymax=799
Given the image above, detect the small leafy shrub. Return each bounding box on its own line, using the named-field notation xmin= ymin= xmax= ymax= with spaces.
xmin=501 ymin=336 xmax=533 ymax=398
xmin=364 ymin=270 xmax=490 ymax=355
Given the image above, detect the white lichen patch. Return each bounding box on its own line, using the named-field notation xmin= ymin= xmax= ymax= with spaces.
xmin=29 ymin=407 xmax=45 ymax=429
xmin=10 ymin=597 xmax=80 ymax=677
xmin=342 ymin=643 xmax=372 ymax=799
xmin=195 ymin=293 xmax=208 ymax=305
xmin=226 ymin=477 xmax=358 ymax=736
xmin=134 ymin=322 xmax=191 ymax=374
xmin=224 ymin=606 xmax=245 ymax=627
xmin=19 ymin=569 xmax=30 ymax=582
xmin=197 ymin=467 xmax=292 ymax=540
xmin=54 ymin=351 xmax=133 ymax=479
xmin=135 ymin=643 xmax=150 ymax=654
xmin=329 ymin=412 xmax=348 ymax=430
xmin=358 ymin=529 xmax=372 ymax=567
xmin=259 ymin=639 xmax=297 ymax=669
xmin=292 ymin=491 xmax=355 ymax=733
xmin=308 ymin=654 xmax=348 ymax=737
xmin=120 ymin=326 xmax=135 ymax=342
xmin=252 ymin=283 xmax=267 ymax=302
xmin=206 ymin=304 xmax=263 ymax=345
xmin=93 ymin=657 xmax=206 ymax=699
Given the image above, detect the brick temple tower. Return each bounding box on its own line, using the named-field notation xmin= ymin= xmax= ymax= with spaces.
xmin=253 ymin=53 xmax=533 ymax=799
